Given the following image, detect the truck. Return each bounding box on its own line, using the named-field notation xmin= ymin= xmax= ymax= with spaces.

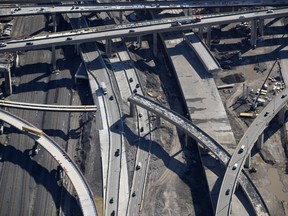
xmin=100 ymin=82 xmax=107 ymax=95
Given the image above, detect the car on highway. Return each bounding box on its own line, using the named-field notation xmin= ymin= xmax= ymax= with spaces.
xmin=132 ymin=191 xmax=136 ymax=197
xmin=136 ymin=162 xmax=141 ymax=170
xmin=267 ymin=9 xmax=274 ymax=13
xmin=115 ymin=149 xmax=120 ymax=157
xmin=238 ymin=145 xmax=245 ymax=153
xmin=111 ymin=210 xmax=115 ymax=216
xmin=171 ymin=22 xmax=181 ymax=27
xmin=67 ymin=37 xmax=73 ymax=40
xmin=225 ymin=189 xmax=230 ymax=195
xmin=109 ymin=198 xmax=114 ymax=204
xmin=232 ymin=163 xmax=238 ymax=170
xmin=281 ymin=94 xmax=287 ymax=99
xmin=239 ymin=15 xmax=245 ymax=19
xmin=0 ymin=43 xmax=7 ymax=47
xmin=109 ymin=95 xmax=114 ymax=100
xmin=264 ymin=112 xmax=269 ymax=117
xmin=194 ymin=16 xmax=202 ymax=22
xmin=26 ymin=42 xmax=33 ymax=45
xmin=129 ymin=29 xmax=135 ymax=33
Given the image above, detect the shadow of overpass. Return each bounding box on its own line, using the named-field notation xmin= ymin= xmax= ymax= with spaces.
xmin=0 ymin=141 xmax=82 ymax=216
xmin=110 ymin=115 xmax=214 ymax=216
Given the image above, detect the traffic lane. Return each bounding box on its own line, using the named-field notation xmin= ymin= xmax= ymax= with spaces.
xmin=129 ymin=111 xmax=150 ymax=215
xmin=2 ymin=8 xmax=288 ymax=52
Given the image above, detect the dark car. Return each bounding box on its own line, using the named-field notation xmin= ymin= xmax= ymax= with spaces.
xmin=264 ymin=112 xmax=269 ymax=117
xmin=132 ymin=191 xmax=136 ymax=197
xmin=225 ymin=189 xmax=230 ymax=195
xmin=26 ymin=42 xmax=33 ymax=45
xmin=115 ymin=149 xmax=120 ymax=157
xmin=109 ymin=198 xmax=114 ymax=204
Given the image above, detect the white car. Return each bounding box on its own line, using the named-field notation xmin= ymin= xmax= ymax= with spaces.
xmin=0 ymin=43 xmax=7 ymax=47
xmin=267 ymin=9 xmax=274 ymax=13
xmin=232 ymin=163 xmax=238 ymax=170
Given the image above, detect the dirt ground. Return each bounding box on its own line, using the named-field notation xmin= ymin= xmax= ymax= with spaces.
xmin=212 ymin=18 xmax=288 ymax=216
xmin=126 ymin=35 xmax=213 ymax=215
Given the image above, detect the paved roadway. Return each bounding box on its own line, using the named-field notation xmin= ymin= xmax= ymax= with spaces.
xmin=1 ymin=0 xmax=287 ymax=7
xmin=184 ymin=32 xmax=222 ymax=73
xmin=216 ymin=88 xmax=288 ymax=216
xmin=0 ymin=108 xmax=97 ymax=215
xmin=1 ymin=8 xmax=288 ymax=52
xmin=0 ymin=100 xmax=96 ymax=112
xmin=66 ymin=11 xmax=128 ymax=216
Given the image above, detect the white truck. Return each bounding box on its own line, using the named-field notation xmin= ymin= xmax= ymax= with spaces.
xmin=100 ymin=82 xmax=107 ymax=95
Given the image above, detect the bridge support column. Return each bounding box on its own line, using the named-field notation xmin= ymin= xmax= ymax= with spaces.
xmin=198 ymin=27 xmax=203 ymax=40
xmin=119 ymin=11 xmax=123 ymax=24
xmin=184 ymin=8 xmax=193 ymax=16
xmin=244 ymin=153 xmax=251 ymax=168
xmin=4 ymin=67 xmax=12 ymax=95
xmin=52 ymin=45 xmax=57 ymax=71
xmin=76 ymin=44 xmax=80 ymax=56
xmin=156 ymin=116 xmax=161 ymax=127
xmin=278 ymin=106 xmax=287 ymax=125
xmin=153 ymin=33 xmax=157 ymax=57
xmin=258 ymin=19 xmax=264 ymax=36
xmin=15 ymin=52 xmax=19 ymax=68
xmin=52 ymin=13 xmax=57 ymax=32
xmin=137 ymin=36 xmax=142 ymax=49
xmin=206 ymin=26 xmax=211 ymax=49
xmin=250 ymin=19 xmax=257 ymax=47
xmin=130 ymin=103 xmax=136 ymax=117
xmin=256 ymin=132 xmax=264 ymax=150
xmin=105 ymin=39 xmax=112 ymax=58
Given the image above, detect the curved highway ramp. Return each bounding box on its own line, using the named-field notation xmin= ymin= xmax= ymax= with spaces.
xmin=0 ymin=109 xmax=98 ymax=216
xmin=217 ymin=88 xmax=288 ymax=216
xmin=128 ymin=93 xmax=269 ymax=216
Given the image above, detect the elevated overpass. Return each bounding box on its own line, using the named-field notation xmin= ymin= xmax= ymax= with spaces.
xmin=1 ymin=8 xmax=288 ymax=53
xmin=184 ymin=32 xmax=222 ymax=73
xmin=128 ymin=93 xmax=269 ymax=216
xmin=0 ymin=1 xmax=287 ymax=16
xmin=0 ymin=108 xmax=98 ymax=216
xmin=1 ymin=0 xmax=287 ymax=7
xmin=0 ymin=100 xmax=97 ymax=112
xmin=216 ymin=88 xmax=288 ymax=216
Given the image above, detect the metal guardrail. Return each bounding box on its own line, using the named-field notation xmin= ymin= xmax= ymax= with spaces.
xmin=0 ymin=100 xmax=97 ymax=112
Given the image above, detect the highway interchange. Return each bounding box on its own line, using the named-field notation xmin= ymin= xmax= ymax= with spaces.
xmin=0 ymin=1 xmax=288 ymax=216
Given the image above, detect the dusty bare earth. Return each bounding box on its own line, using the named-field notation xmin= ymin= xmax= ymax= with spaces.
xmin=126 ymin=35 xmax=212 ymax=216
xmin=213 ymin=17 xmax=288 ymax=216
